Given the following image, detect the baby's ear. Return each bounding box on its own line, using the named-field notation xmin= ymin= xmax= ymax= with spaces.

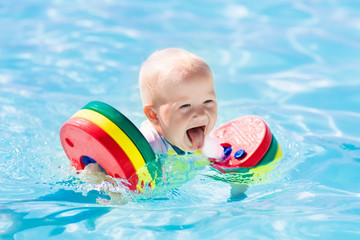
xmin=143 ymin=105 xmax=159 ymax=124
xmin=143 ymin=105 xmax=163 ymax=135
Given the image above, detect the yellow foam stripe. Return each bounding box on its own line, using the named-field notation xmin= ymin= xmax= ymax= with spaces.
xmin=136 ymin=166 xmax=156 ymax=191
xmin=249 ymin=145 xmax=282 ymax=177
xmin=72 ymin=109 xmax=152 ymax=181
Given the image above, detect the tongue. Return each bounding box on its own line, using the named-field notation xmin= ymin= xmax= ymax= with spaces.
xmin=187 ymin=127 xmax=205 ymax=149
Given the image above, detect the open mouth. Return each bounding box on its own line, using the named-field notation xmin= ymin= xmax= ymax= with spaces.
xmin=186 ymin=125 xmax=206 ymax=149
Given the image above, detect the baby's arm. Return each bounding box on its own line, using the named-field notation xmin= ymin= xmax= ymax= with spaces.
xmin=202 ymin=136 xmax=249 ymax=200
xmin=230 ymin=183 xmax=248 ymax=201
xmin=80 ymin=163 xmax=126 ymax=204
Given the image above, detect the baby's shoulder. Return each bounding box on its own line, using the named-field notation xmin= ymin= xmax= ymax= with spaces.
xmin=140 ymin=120 xmax=169 ymax=153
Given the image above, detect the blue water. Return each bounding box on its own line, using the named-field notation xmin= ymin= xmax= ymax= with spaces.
xmin=1 ymin=0 xmax=360 ymax=239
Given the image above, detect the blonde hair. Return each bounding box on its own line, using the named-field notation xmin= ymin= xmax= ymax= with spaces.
xmin=139 ymin=48 xmax=212 ymax=106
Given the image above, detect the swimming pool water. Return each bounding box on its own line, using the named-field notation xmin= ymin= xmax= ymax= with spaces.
xmin=1 ymin=0 xmax=360 ymax=239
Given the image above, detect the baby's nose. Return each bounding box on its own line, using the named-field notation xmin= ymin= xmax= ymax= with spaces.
xmin=192 ymin=108 xmax=207 ymax=123
xmin=194 ymin=107 xmax=206 ymax=118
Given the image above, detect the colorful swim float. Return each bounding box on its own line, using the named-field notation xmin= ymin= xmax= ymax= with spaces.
xmin=209 ymin=116 xmax=282 ymax=184
xmin=59 ymin=101 xmax=161 ymax=191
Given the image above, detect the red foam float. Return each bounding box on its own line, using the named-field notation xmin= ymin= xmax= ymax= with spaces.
xmin=211 ymin=116 xmax=272 ymax=168
xmin=60 ymin=117 xmax=139 ymax=190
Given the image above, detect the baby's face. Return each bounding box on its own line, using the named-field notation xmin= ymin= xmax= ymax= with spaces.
xmin=155 ymin=74 xmax=217 ymax=152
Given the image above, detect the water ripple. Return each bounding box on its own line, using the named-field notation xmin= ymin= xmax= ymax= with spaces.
xmin=1 ymin=0 xmax=360 ymax=239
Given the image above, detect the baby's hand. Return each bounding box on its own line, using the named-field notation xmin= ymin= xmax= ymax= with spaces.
xmin=202 ymin=135 xmax=224 ymax=160
xmin=80 ymin=163 xmax=108 ymax=184
xmin=80 ymin=163 xmax=128 ymax=204
xmin=207 ymin=141 xmax=231 ymax=164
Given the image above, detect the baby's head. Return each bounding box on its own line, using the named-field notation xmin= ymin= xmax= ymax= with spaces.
xmin=139 ymin=48 xmax=218 ymax=152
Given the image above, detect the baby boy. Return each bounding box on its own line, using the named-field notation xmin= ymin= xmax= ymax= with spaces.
xmin=138 ymin=48 xmax=247 ymax=199
xmin=82 ymin=48 xmax=246 ymax=201
xmin=138 ymin=48 xmax=223 ymax=159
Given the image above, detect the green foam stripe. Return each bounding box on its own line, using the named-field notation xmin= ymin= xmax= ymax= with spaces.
xmin=82 ymin=101 xmax=161 ymax=180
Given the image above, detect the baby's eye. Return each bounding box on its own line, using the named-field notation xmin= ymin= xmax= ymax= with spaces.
xmin=179 ymin=104 xmax=191 ymax=109
xmin=204 ymin=99 xmax=214 ymax=104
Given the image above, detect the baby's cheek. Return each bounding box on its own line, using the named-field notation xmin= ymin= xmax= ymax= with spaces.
xmin=208 ymin=118 xmax=217 ymax=132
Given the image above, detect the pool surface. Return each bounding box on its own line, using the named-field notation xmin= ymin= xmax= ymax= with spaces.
xmin=1 ymin=0 xmax=360 ymax=239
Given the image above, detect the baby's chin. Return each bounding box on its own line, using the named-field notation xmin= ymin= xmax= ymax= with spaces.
xmin=181 ymin=146 xmax=200 ymax=153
